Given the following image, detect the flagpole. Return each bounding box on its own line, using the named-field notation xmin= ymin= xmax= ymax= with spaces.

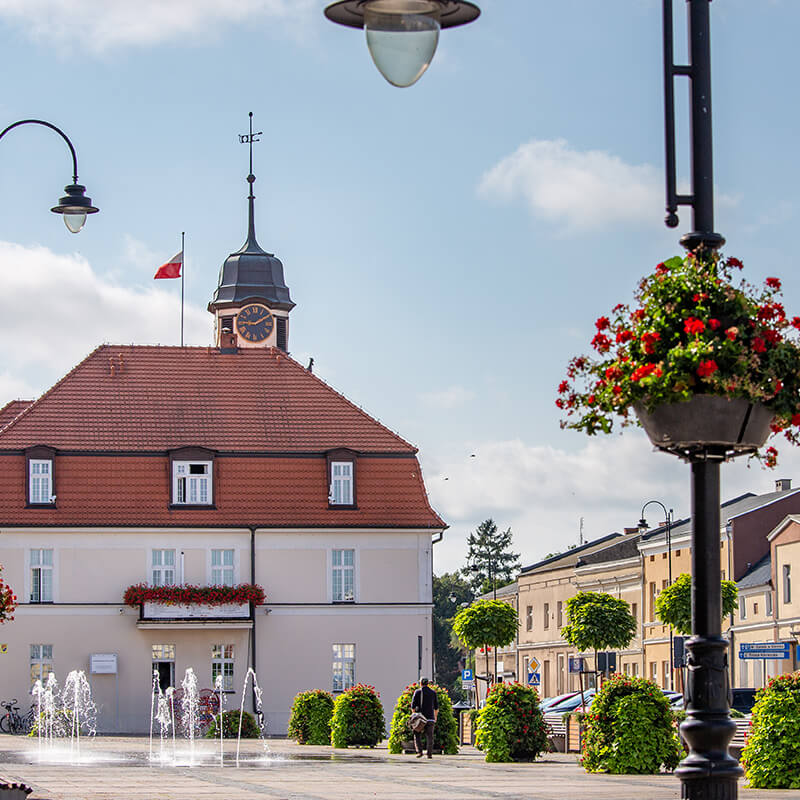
xmin=180 ymin=231 xmax=185 ymax=347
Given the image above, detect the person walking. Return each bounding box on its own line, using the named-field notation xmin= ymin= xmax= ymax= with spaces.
xmin=411 ymin=677 xmax=438 ymax=758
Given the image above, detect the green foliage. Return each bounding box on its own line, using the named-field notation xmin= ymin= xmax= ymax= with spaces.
xmin=453 ymin=599 xmax=518 ymax=652
xmin=330 ymin=684 xmax=385 ymax=748
xmin=474 ymin=682 xmax=548 ymax=762
xmin=741 ymin=672 xmax=800 ymax=789
xmin=287 ymin=689 xmax=334 ymax=745
xmin=387 ymin=682 xmax=458 ymax=755
xmin=561 ymin=591 xmax=636 ymax=653
xmin=558 ymin=253 xmax=800 ymax=464
xmin=462 ymin=519 xmax=521 ymax=596
xmin=581 ymin=675 xmax=681 ymax=774
xmin=433 ymin=572 xmax=474 ymax=700
xmin=654 ymin=573 xmax=738 ymax=635
xmin=204 ymin=710 xmax=260 ymax=739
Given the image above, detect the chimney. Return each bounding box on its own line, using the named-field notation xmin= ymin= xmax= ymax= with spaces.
xmin=623 ymin=527 xmax=639 ymax=535
xmin=219 ymin=331 xmax=238 ymax=354
xmin=776 ymin=478 xmax=792 ymax=492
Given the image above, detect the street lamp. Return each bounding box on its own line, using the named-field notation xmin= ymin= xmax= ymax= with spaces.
xmin=324 ymin=1 xmax=741 ymax=796
xmin=469 ymin=553 xmax=497 ymax=687
xmin=0 ymin=119 xmax=99 ymax=233
xmin=638 ymin=502 xmax=674 ymax=691
xmin=324 ymin=0 xmax=479 ymax=87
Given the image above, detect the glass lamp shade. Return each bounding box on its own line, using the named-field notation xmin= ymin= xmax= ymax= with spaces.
xmin=63 ymin=212 xmax=87 ymax=233
xmin=364 ymin=1 xmax=441 ymax=87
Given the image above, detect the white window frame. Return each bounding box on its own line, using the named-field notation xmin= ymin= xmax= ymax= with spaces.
xmin=211 ymin=644 xmax=234 ymax=692
xmin=29 ymin=549 xmax=54 ymax=603
xmin=30 ymin=644 xmax=54 ymax=686
xmin=332 ymin=643 xmax=355 ymax=692
xmin=211 ymin=549 xmax=235 ymax=587
xmin=29 ymin=459 xmax=53 ymax=505
xmin=739 ymin=595 xmax=747 ymax=620
xmin=172 ymin=461 xmax=212 ymax=505
xmin=331 ymin=548 xmax=355 ymax=602
xmin=151 ymin=549 xmax=177 ymax=586
xmin=784 ymin=564 xmax=792 ymax=604
xmin=766 ymin=590 xmax=773 ymax=617
xmin=329 ymin=461 xmax=354 ymax=506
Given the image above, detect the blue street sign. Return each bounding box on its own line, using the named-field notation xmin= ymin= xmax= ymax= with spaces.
xmin=568 ymin=656 xmax=584 ymax=674
xmin=461 ymin=669 xmax=473 ymax=682
xmin=739 ymin=641 xmax=791 ymax=660
xmin=527 ymin=670 xmax=540 ymax=686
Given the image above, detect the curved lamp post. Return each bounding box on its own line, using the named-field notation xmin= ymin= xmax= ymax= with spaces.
xmin=0 ymin=119 xmax=99 ymax=233
xmin=324 ymin=0 xmax=479 ymax=87
xmin=325 ymin=1 xmax=741 ymax=796
xmin=638 ymin=501 xmax=675 ymax=691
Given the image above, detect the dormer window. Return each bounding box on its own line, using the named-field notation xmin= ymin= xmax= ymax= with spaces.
xmin=330 ymin=462 xmax=353 ymax=505
xmin=169 ymin=447 xmax=216 ymax=507
xmin=26 ymin=446 xmax=56 ymax=506
xmin=173 ymin=461 xmax=212 ymax=505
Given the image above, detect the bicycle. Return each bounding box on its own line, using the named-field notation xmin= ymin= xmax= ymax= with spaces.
xmin=0 ymin=699 xmax=32 ymax=735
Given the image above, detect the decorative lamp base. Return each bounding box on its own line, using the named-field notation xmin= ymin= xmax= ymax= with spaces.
xmin=634 ymin=395 xmax=773 ymax=461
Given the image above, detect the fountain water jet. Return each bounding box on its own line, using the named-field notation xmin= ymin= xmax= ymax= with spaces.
xmin=236 ymin=667 xmax=268 ymax=767
xmin=61 ymin=670 xmax=97 ymax=762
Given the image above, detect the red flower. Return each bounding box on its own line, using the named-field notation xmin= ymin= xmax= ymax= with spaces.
xmin=727 ymin=257 xmax=743 ymax=269
xmin=641 ymin=331 xmax=661 ymax=354
xmin=792 ymin=317 xmax=800 ymax=331
xmin=558 ymin=380 xmax=569 ymax=394
xmin=595 ymin=316 xmax=610 ymax=331
xmin=655 ymin=262 xmax=668 ymax=275
xmin=752 ymin=337 xmax=767 ymax=353
xmin=765 ymin=446 xmax=778 ymax=468
xmin=766 ymin=277 xmax=781 ymax=290
xmin=725 ymin=327 xmax=738 ymax=341
xmin=708 ymin=318 xmax=721 ymax=330
xmin=684 ymin=317 xmax=705 ymax=336
xmin=697 ymin=360 xmax=718 ymax=378
xmin=616 ymin=329 xmax=634 ymax=344
xmin=764 ymin=329 xmax=782 ymax=346
xmin=630 ymin=364 xmax=661 ymax=382
xmin=605 ymin=366 xmax=622 ymax=381
xmin=591 ymin=333 xmax=611 ymax=353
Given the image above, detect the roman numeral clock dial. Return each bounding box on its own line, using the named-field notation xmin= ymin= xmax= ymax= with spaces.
xmin=235 ymin=304 xmax=274 ymax=342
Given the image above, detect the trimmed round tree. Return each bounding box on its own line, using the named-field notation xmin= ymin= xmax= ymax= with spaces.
xmin=453 ymin=599 xmax=518 ymax=682
xmin=288 ymin=689 xmax=334 ymax=745
xmin=387 ymin=682 xmax=458 ymax=754
xmin=741 ymin=672 xmax=800 ymax=789
xmin=654 ymin=572 xmax=738 ymax=634
xmin=474 ymin=682 xmax=547 ymax=762
xmin=581 ymin=674 xmax=681 ymax=774
xmin=205 ymin=710 xmax=260 ymax=739
xmin=561 ymin=591 xmax=636 ymax=678
xmin=330 ymin=684 xmax=385 ymax=748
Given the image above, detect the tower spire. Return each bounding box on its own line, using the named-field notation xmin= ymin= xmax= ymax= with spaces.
xmin=240 ymin=111 xmax=262 ymax=245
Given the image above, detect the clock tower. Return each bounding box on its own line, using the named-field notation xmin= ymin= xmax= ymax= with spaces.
xmin=208 ymin=115 xmax=294 ymax=352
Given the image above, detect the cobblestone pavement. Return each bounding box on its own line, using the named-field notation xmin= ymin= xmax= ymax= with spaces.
xmin=0 ymin=735 xmax=795 ymax=800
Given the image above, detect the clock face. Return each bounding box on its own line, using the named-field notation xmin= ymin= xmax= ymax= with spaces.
xmin=236 ymin=304 xmax=274 ymax=342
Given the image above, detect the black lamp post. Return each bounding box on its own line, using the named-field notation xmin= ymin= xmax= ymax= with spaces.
xmin=639 ymin=501 xmax=674 ymax=692
xmin=325 ymin=1 xmax=741 ymax=796
xmin=0 ymin=119 xmax=99 ymax=233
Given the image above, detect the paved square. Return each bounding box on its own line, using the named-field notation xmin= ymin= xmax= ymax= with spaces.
xmin=1 ymin=735 xmax=796 ymax=800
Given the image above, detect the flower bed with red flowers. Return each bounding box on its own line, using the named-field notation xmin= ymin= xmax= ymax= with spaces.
xmin=558 ymin=253 xmax=800 ymax=465
xmin=474 ymin=682 xmax=547 ymax=762
xmin=330 ymin=684 xmax=385 ymax=748
xmin=123 ymin=583 xmax=265 ymax=607
xmin=0 ymin=564 xmax=17 ymax=623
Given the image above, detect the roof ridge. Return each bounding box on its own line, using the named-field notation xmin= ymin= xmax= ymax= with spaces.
xmin=0 ymin=399 xmax=34 ymax=433
xmin=273 ymin=349 xmax=418 ymax=454
xmin=0 ymin=344 xmax=108 ymax=442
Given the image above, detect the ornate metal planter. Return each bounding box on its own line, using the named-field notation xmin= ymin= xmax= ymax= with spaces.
xmin=634 ymin=395 xmax=773 ymax=460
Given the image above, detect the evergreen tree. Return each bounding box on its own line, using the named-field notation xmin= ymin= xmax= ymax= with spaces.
xmin=432 ymin=572 xmax=474 ymax=699
xmin=462 ymin=518 xmax=520 ymax=596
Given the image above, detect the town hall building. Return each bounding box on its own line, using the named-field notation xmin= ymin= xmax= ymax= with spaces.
xmin=0 ymin=166 xmax=444 ymax=733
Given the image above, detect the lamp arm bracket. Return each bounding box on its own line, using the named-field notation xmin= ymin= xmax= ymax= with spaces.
xmin=0 ymin=119 xmax=80 ymax=183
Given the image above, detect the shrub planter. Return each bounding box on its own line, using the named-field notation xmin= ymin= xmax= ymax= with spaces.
xmin=635 ymin=395 xmax=773 ymax=459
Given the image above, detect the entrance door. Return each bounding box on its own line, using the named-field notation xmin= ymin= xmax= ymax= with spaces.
xmin=155 ymin=661 xmax=175 ymax=691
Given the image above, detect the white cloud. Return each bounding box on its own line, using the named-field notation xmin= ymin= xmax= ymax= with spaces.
xmin=422 ymin=431 xmax=798 ymax=575
xmin=0 ymin=0 xmax=316 ymax=52
xmin=0 ymin=240 xmax=212 ymax=405
xmin=478 ymin=138 xmax=662 ymax=233
xmin=419 ymin=385 xmax=474 ymax=410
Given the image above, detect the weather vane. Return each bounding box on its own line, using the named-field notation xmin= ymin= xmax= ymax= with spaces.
xmin=239 ymin=112 xmax=263 ymax=196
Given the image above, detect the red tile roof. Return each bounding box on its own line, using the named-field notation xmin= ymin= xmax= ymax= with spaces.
xmin=0 ymin=345 xmax=445 ymax=529
xmin=0 ymin=345 xmax=415 ymax=453
xmin=0 ymin=453 xmax=444 ymax=528
xmin=0 ymin=400 xmax=33 ymax=431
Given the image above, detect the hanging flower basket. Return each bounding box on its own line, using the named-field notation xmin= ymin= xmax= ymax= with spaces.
xmin=558 ymin=253 xmax=800 ymax=466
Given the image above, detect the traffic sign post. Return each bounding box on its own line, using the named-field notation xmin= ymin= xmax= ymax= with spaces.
xmin=461 ymin=668 xmax=474 ymax=691
xmin=527 ymin=656 xmax=540 ymax=688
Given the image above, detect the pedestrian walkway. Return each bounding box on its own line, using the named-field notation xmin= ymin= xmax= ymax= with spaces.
xmin=0 ymin=735 xmax=794 ymax=800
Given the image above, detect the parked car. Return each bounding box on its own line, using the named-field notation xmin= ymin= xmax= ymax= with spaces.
xmin=539 ymin=691 xmax=579 ymax=712
xmin=544 ymin=688 xmax=597 ymax=716
xmin=731 ymin=688 xmax=756 ymax=715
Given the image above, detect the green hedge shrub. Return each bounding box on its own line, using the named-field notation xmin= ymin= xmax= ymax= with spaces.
xmin=387 ymin=682 xmax=458 ymax=754
xmin=330 ymin=684 xmax=385 ymax=748
xmin=581 ymin=675 xmax=681 ymax=774
xmin=287 ymin=690 xmax=334 ymax=745
xmin=741 ymin=672 xmax=800 ymax=789
xmin=205 ymin=710 xmax=260 ymax=739
xmin=474 ymin=682 xmax=547 ymax=762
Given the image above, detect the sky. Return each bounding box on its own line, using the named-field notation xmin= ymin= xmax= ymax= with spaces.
xmin=0 ymin=0 xmax=798 ymax=576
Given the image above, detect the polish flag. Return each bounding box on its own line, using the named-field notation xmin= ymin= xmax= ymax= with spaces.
xmin=154 ymin=251 xmax=183 ymax=279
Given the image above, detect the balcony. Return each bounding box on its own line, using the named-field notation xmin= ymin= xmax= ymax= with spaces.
xmin=123 ymin=583 xmax=265 ymax=630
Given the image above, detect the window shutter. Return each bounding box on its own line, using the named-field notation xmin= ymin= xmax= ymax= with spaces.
xmin=276 ymin=317 xmax=287 ymax=351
